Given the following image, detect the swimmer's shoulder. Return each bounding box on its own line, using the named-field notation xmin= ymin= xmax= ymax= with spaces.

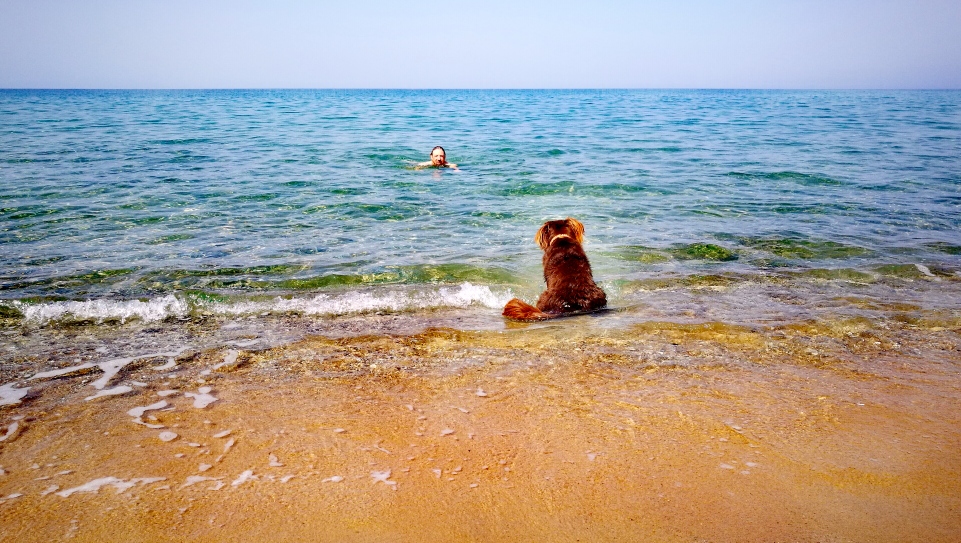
xmin=412 ymin=162 xmax=458 ymax=170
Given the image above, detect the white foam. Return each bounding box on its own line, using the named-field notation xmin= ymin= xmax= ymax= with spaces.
xmin=198 ymin=464 xmax=212 ymax=472
xmin=11 ymin=284 xmax=514 ymax=326
xmin=0 ymin=422 xmax=20 ymax=443
xmin=132 ymin=418 xmax=165 ymax=429
xmin=280 ymin=475 xmax=295 ymax=483
xmin=84 ymin=385 xmax=133 ymax=401
xmin=184 ymin=387 xmax=217 ymax=409
xmin=158 ymin=431 xmax=178 ymax=442
xmin=211 ymin=350 xmax=239 ymax=373
xmin=157 ymin=390 xmax=178 ymax=397
xmin=268 ymin=454 xmax=283 ymax=467
xmin=56 ymin=476 xmax=165 ymax=497
xmin=205 ymin=282 xmax=512 ymax=317
xmin=92 ymin=349 xmax=186 ymax=390
xmin=231 ymin=470 xmax=256 ymax=487
xmin=370 ymin=470 xmax=396 ymax=487
xmin=0 ymin=383 xmax=30 ymax=406
xmin=223 ymin=437 xmax=236 ymax=453
xmin=128 ymin=401 xmax=169 ymax=418
xmin=322 ymin=475 xmax=344 ymax=483
xmin=16 ymin=294 xmax=188 ymax=325
xmin=30 ymin=364 xmax=96 ymax=381
xmin=40 ymin=485 xmax=60 ymax=496
xmin=212 ymin=430 xmax=232 ymax=438
xmin=31 ymin=348 xmax=186 ymax=390
xmin=915 ymin=263 xmax=937 ymax=277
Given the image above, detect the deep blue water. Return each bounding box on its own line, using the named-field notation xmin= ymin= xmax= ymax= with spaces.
xmin=1 ymin=89 xmax=959 ymax=325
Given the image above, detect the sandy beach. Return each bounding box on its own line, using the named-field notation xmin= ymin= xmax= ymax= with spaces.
xmin=2 ymin=311 xmax=959 ymax=542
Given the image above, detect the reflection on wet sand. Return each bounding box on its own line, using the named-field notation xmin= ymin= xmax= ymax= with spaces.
xmin=1 ymin=315 xmax=959 ymax=542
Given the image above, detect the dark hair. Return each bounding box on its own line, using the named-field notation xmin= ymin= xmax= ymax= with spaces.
xmin=431 ymin=146 xmax=445 ymax=155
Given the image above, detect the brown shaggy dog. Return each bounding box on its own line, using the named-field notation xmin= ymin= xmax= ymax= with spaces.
xmin=502 ymin=218 xmax=607 ymax=321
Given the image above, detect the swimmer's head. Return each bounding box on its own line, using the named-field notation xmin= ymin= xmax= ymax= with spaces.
xmin=430 ymin=146 xmax=447 ymax=166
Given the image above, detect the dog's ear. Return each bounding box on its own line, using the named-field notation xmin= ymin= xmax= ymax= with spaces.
xmin=535 ymin=223 xmax=551 ymax=250
xmin=565 ymin=218 xmax=585 ymax=244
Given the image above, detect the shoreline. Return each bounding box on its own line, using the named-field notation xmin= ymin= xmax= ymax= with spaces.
xmin=1 ymin=316 xmax=959 ymax=542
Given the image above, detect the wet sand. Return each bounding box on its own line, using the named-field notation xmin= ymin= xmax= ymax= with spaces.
xmin=1 ymin=315 xmax=960 ymax=542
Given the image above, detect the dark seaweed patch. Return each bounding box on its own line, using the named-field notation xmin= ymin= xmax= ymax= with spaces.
xmin=0 ymin=268 xmax=137 ymax=292
xmin=605 ymin=246 xmax=672 ymax=264
xmin=670 ymin=243 xmax=738 ymax=261
xmin=495 ymin=182 xmax=574 ymax=196
xmin=926 ymin=242 xmax=961 ymax=256
xmin=793 ymin=269 xmax=876 ymax=283
xmin=726 ymin=171 xmax=845 ymax=186
xmin=740 ymin=237 xmax=870 ymax=259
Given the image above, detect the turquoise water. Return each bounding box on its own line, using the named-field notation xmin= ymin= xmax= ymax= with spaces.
xmin=1 ymin=90 xmax=960 ymax=328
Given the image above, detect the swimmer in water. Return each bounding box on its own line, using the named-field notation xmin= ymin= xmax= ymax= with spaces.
xmin=415 ymin=146 xmax=458 ymax=169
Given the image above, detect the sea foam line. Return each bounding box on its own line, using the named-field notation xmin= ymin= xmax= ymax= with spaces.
xmin=12 ymin=294 xmax=188 ymax=324
xmin=5 ymin=283 xmax=513 ymax=325
xmin=203 ymin=282 xmax=512 ymax=316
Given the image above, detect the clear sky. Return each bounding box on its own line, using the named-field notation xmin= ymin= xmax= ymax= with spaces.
xmin=1 ymin=0 xmax=959 ymax=89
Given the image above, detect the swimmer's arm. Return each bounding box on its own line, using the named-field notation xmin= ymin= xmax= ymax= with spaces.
xmin=412 ymin=162 xmax=458 ymax=170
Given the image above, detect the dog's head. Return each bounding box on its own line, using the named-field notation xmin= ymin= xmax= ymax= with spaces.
xmin=535 ymin=218 xmax=585 ymax=250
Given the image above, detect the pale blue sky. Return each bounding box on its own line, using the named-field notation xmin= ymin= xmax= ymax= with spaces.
xmin=1 ymin=0 xmax=959 ymax=89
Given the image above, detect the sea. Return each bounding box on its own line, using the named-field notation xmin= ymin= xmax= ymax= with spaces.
xmin=1 ymin=89 xmax=960 ymax=365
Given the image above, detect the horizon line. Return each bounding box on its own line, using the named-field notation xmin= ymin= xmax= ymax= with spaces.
xmin=2 ymin=87 xmax=960 ymax=92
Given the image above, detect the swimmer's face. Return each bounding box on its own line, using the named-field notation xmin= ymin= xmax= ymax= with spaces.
xmin=430 ymin=149 xmax=446 ymax=166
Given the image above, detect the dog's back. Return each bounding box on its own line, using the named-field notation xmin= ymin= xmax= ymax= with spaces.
xmin=536 ymin=235 xmax=606 ymax=313
xmin=502 ymin=218 xmax=606 ymax=321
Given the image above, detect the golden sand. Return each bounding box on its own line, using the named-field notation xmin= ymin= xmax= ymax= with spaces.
xmin=1 ymin=318 xmax=959 ymax=542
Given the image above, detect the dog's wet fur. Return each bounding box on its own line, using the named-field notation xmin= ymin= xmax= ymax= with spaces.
xmin=503 ymin=218 xmax=607 ymax=321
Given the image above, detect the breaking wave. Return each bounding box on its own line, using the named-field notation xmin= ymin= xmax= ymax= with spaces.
xmin=5 ymin=283 xmax=513 ymax=326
